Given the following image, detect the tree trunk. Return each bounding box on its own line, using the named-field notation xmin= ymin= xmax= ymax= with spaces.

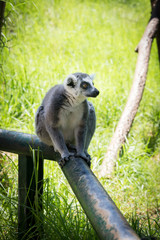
xmin=0 ymin=1 xmax=6 ymax=39
xmin=99 ymin=0 xmax=160 ymax=178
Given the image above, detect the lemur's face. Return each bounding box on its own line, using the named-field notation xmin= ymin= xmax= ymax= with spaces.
xmin=64 ymin=72 xmax=99 ymax=98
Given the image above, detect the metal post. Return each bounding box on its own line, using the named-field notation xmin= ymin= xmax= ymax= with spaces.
xmin=18 ymin=154 xmax=43 ymax=240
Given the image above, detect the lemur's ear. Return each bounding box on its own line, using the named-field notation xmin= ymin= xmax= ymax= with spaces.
xmin=90 ymin=74 xmax=95 ymax=81
xmin=65 ymin=74 xmax=77 ymax=88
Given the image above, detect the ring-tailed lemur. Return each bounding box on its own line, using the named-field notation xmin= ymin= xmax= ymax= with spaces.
xmin=35 ymin=72 xmax=99 ymax=167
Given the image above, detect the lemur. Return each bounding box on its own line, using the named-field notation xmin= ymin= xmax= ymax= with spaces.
xmin=35 ymin=72 xmax=99 ymax=167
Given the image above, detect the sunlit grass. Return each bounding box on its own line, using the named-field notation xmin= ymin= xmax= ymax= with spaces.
xmin=0 ymin=0 xmax=160 ymax=239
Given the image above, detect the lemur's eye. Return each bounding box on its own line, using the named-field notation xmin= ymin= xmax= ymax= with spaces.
xmin=82 ymin=82 xmax=88 ymax=89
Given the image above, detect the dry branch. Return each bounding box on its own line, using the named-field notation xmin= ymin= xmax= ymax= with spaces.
xmin=99 ymin=1 xmax=160 ymax=178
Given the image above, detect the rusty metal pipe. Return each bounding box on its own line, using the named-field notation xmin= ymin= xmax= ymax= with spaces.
xmin=0 ymin=129 xmax=140 ymax=239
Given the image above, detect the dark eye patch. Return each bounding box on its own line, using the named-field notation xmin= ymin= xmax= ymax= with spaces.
xmin=81 ymin=82 xmax=90 ymax=89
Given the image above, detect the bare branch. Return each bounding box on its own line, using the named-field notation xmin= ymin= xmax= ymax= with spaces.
xmin=99 ymin=0 xmax=160 ymax=178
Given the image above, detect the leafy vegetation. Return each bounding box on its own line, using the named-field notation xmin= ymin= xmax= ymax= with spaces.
xmin=0 ymin=0 xmax=160 ymax=239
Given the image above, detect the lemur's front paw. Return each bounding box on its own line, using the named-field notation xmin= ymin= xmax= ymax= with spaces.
xmin=85 ymin=152 xmax=91 ymax=167
xmin=84 ymin=154 xmax=91 ymax=167
xmin=75 ymin=152 xmax=91 ymax=167
xmin=58 ymin=153 xmax=74 ymax=168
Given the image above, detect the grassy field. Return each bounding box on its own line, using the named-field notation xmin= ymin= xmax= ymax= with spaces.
xmin=0 ymin=0 xmax=160 ymax=239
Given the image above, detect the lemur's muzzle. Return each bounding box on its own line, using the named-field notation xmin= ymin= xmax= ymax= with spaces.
xmin=91 ymin=88 xmax=99 ymax=97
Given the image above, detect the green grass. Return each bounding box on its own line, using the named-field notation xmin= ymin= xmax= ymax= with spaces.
xmin=0 ymin=0 xmax=160 ymax=239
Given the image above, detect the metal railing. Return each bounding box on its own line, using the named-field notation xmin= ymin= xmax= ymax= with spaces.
xmin=0 ymin=129 xmax=140 ymax=240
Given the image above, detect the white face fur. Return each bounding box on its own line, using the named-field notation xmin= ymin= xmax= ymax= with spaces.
xmin=64 ymin=73 xmax=95 ymax=98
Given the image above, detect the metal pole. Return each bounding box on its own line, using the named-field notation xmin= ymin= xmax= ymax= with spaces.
xmin=0 ymin=129 xmax=60 ymax=160
xmin=62 ymin=157 xmax=140 ymax=240
xmin=0 ymin=129 xmax=140 ymax=239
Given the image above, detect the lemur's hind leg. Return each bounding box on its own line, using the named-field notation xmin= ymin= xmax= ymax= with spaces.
xmin=35 ymin=106 xmax=52 ymax=146
xmin=46 ymin=126 xmax=74 ymax=167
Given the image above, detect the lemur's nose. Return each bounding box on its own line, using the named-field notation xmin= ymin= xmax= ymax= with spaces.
xmin=94 ymin=88 xmax=99 ymax=96
xmin=92 ymin=88 xmax=99 ymax=97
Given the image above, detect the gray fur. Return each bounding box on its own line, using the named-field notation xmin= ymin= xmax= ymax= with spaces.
xmin=35 ymin=72 xmax=99 ymax=167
